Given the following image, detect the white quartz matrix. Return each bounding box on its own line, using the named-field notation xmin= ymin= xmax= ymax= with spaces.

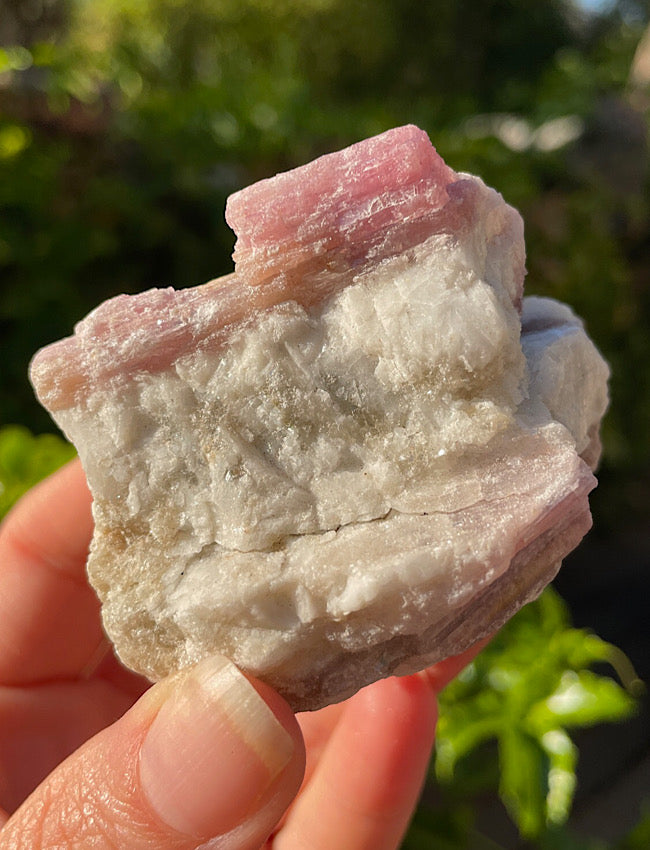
xmin=30 ymin=126 xmax=609 ymax=710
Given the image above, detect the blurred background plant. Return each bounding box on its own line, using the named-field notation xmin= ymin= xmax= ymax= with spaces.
xmin=1 ymin=0 xmax=648 ymax=846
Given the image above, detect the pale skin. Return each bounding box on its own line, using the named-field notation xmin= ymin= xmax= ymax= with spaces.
xmin=0 ymin=459 xmax=488 ymax=849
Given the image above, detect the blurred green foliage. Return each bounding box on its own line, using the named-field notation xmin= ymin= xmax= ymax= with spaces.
xmin=408 ymin=587 xmax=642 ymax=847
xmin=1 ymin=1 xmax=649 ymax=846
xmin=0 ymin=425 xmax=75 ymax=517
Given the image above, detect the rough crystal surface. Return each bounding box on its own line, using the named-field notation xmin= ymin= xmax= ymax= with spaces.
xmin=30 ymin=126 xmax=608 ymax=710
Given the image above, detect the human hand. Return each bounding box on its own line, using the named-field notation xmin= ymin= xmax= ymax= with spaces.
xmin=0 ymin=459 xmax=487 ymax=849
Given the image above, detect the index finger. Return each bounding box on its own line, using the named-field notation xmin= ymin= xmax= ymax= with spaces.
xmin=0 ymin=459 xmax=106 ymax=685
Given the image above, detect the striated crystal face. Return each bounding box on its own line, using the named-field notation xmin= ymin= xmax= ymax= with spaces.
xmin=30 ymin=126 xmax=609 ymax=711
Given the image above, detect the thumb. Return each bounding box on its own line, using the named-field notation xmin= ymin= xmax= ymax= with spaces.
xmin=1 ymin=654 xmax=305 ymax=850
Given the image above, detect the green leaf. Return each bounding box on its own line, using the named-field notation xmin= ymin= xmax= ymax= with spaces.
xmin=536 ymin=584 xmax=572 ymax=633
xmin=498 ymin=727 xmax=547 ymax=838
xmin=529 ymin=670 xmax=637 ymax=731
xmin=435 ymin=715 xmax=502 ymax=782
xmin=0 ymin=426 xmax=75 ymax=519
xmin=540 ymin=729 xmax=578 ymax=827
xmin=0 ymin=46 xmax=33 ymax=73
xmin=553 ymin=629 xmax=619 ymax=670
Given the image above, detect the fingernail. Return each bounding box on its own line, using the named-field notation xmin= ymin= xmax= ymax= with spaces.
xmin=139 ymin=654 xmax=295 ymax=839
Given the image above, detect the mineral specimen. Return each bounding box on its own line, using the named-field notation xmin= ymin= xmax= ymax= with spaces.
xmin=30 ymin=125 xmax=609 ymax=711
